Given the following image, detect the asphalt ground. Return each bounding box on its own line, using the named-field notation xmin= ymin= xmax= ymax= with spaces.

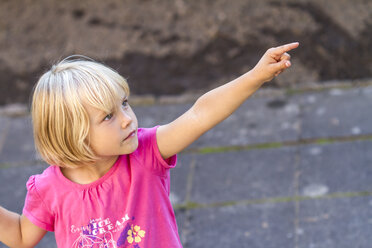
xmin=1 ymin=82 xmax=372 ymax=247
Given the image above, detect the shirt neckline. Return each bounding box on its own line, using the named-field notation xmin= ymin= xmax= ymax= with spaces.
xmin=54 ymin=155 xmax=123 ymax=190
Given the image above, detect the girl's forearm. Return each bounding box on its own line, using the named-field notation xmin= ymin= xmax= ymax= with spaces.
xmin=155 ymin=43 xmax=298 ymax=159
xmin=0 ymin=206 xmax=24 ymax=247
xmin=191 ymin=70 xmax=264 ymax=132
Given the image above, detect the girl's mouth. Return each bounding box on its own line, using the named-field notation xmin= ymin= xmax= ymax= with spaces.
xmin=123 ymin=130 xmax=136 ymax=142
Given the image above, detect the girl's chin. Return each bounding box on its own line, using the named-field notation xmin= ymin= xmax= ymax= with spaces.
xmin=120 ymin=139 xmax=139 ymax=153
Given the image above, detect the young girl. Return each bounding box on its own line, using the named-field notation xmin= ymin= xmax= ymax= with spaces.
xmin=0 ymin=42 xmax=299 ymax=247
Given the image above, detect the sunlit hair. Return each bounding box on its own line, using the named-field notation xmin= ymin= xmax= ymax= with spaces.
xmin=31 ymin=56 xmax=130 ymax=168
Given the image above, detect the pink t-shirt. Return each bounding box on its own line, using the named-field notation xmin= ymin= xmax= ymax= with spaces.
xmin=23 ymin=126 xmax=182 ymax=248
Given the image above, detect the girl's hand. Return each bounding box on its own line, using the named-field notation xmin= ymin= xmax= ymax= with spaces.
xmin=251 ymin=42 xmax=300 ymax=83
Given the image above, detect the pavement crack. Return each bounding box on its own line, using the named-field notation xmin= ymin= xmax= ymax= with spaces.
xmin=293 ymin=156 xmax=301 ymax=248
xmin=0 ymin=159 xmax=46 ymax=168
xmin=174 ymin=191 xmax=372 ymax=211
xmin=182 ymin=134 xmax=372 ymax=155
xmin=0 ymin=118 xmax=11 ymax=154
xmin=293 ymin=90 xmax=304 ymax=248
xmin=181 ymin=154 xmax=197 ymax=248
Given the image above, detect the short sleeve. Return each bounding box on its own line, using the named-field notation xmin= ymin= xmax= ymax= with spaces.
xmin=135 ymin=126 xmax=177 ymax=176
xmin=23 ymin=175 xmax=54 ymax=232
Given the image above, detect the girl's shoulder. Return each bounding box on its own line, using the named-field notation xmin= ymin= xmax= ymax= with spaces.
xmin=137 ymin=126 xmax=157 ymax=141
xmin=133 ymin=126 xmax=158 ymax=156
xmin=134 ymin=126 xmax=158 ymax=155
xmin=131 ymin=126 xmax=177 ymax=175
xmin=26 ymin=166 xmax=60 ymax=195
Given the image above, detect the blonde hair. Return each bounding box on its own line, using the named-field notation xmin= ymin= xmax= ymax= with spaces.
xmin=31 ymin=56 xmax=130 ymax=168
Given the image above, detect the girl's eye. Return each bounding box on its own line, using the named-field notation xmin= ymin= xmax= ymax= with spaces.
xmin=103 ymin=113 xmax=113 ymax=121
xmin=122 ymin=99 xmax=129 ymax=108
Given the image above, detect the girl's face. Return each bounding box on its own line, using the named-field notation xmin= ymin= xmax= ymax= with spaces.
xmin=84 ymin=97 xmax=139 ymax=161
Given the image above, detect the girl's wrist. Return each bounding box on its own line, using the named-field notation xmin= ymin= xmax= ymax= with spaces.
xmin=243 ymin=70 xmax=266 ymax=89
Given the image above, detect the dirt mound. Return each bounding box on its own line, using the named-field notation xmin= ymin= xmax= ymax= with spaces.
xmin=0 ymin=0 xmax=371 ymax=105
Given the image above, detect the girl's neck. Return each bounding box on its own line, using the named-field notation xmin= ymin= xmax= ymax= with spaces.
xmin=60 ymin=155 xmax=119 ymax=185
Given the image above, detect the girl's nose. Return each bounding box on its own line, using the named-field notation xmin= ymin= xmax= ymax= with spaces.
xmin=120 ymin=111 xmax=132 ymax=129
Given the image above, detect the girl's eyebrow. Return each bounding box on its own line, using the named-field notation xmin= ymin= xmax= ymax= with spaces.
xmin=97 ymin=112 xmax=107 ymax=121
xmin=96 ymin=108 xmax=113 ymax=122
xmin=93 ymin=111 xmax=105 ymax=123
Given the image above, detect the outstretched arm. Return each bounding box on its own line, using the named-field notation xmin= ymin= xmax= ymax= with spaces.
xmin=157 ymin=42 xmax=299 ymax=159
xmin=0 ymin=206 xmax=46 ymax=248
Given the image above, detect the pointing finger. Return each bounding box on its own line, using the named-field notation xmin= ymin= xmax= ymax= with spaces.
xmin=271 ymin=42 xmax=299 ymax=56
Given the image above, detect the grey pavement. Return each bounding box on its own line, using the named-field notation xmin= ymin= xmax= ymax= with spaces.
xmin=1 ymin=83 xmax=372 ymax=247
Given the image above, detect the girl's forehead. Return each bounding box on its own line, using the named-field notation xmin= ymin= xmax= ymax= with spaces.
xmin=80 ymin=85 xmax=127 ymax=113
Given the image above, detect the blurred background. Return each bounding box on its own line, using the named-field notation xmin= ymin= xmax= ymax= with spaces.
xmin=0 ymin=0 xmax=371 ymax=106
xmin=1 ymin=0 xmax=372 ymax=247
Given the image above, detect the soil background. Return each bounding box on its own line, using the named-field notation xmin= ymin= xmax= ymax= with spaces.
xmin=0 ymin=0 xmax=371 ymax=105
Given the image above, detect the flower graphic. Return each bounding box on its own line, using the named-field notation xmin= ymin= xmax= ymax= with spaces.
xmin=127 ymin=225 xmax=146 ymax=244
